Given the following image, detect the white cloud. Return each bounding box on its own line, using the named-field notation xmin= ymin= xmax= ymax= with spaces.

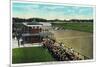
xmin=42 ymin=6 xmax=66 ymax=10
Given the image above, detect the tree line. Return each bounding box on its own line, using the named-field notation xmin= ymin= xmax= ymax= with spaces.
xmin=13 ymin=17 xmax=93 ymax=23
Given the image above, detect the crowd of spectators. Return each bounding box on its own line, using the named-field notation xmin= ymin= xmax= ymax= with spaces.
xmin=42 ymin=38 xmax=83 ymax=61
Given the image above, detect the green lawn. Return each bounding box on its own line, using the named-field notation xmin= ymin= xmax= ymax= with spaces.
xmin=12 ymin=47 xmax=55 ymax=64
xmin=52 ymin=22 xmax=93 ymax=33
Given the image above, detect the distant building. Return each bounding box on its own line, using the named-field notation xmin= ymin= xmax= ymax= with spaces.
xmin=22 ymin=22 xmax=42 ymax=43
xmin=21 ymin=22 xmax=53 ymax=43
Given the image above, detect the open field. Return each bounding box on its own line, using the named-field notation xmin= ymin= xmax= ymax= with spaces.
xmin=52 ymin=22 xmax=93 ymax=33
xmin=12 ymin=47 xmax=55 ymax=64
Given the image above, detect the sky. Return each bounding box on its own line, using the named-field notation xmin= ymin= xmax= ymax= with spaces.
xmin=13 ymin=2 xmax=94 ymax=20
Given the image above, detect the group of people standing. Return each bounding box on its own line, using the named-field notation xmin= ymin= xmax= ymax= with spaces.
xmin=42 ymin=38 xmax=83 ymax=61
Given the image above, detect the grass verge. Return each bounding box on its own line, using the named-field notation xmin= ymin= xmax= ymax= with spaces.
xmin=12 ymin=47 xmax=55 ymax=64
